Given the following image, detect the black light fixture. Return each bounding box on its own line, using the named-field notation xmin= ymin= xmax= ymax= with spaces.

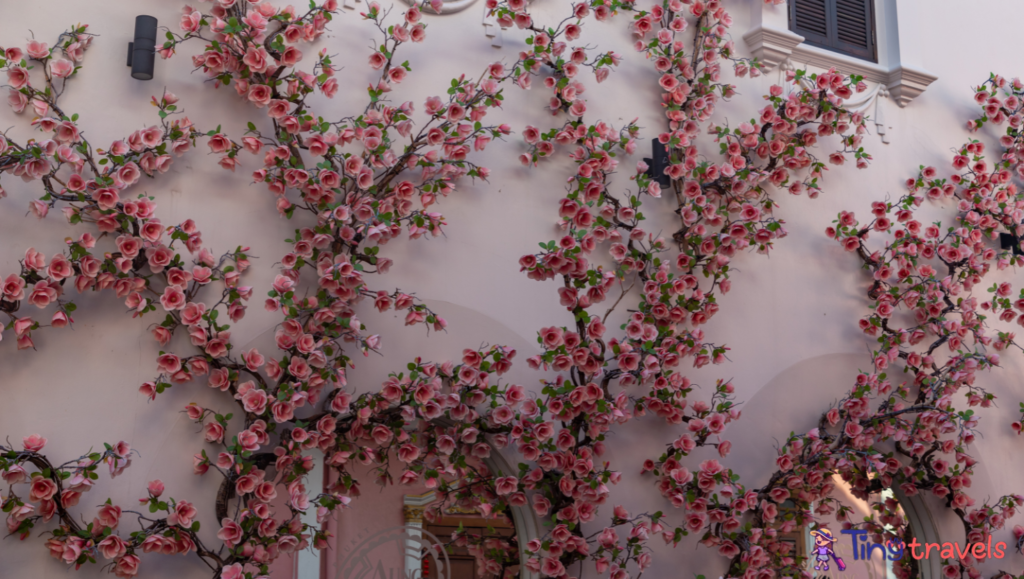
xmin=643 ymin=138 xmax=671 ymax=188
xmin=126 ymin=15 xmax=158 ymax=80
xmin=1000 ymin=231 xmax=1024 ymax=256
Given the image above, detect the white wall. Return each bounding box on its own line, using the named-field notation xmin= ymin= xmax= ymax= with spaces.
xmin=2 ymin=0 xmax=1024 ymax=578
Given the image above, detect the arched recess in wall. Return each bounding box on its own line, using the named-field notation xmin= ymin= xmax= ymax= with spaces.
xmin=234 ymin=297 xmax=547 ymax=579
xmin=368 ymin=298 xmax=547 ymax=579
xmin=402 ymin=443 xmax=543 ymax=579
xmin=892 ymin=484 xmax=942 ymax=579
xmin=391 ymin=298 xmax=547 ymax=579
xmin=487 ymin=444 xmax=543 ymax=579
xmin=730 ymin=353 xmax=942 ymax=579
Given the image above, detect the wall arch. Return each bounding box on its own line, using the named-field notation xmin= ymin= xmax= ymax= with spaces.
xmin=399 ymin=445 xmax=542 ymax=579
xmin=273 ymin=297 xmax=549 ymax=579
xmin=891 ymin=485 xmax=941 ymax=579
xmin=487 ymin=444 xmax=542 ymax=579
xmin=730 ymin=353 xmax=942 ymax=579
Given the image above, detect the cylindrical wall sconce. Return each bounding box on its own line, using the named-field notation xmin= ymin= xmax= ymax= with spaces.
xmin=126 ymin=15 xmax=158 ymax=80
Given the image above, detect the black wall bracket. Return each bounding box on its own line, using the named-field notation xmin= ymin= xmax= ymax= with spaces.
xmin=1000 ymin=232 xmax=1024 ymax=256
xmin=643 ymin=138 xmax=671 ymax=188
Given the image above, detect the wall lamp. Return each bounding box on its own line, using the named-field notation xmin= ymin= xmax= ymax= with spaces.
xmin=126 ymin=15 xmax=158 ymax=80
xmin=643 ymin=138 xmax=670 ymax=188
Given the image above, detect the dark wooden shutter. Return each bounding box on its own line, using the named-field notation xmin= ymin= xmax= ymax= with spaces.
xmin=789 ymin=0 xmax=876 ymax=62
xmin=833 ymin=0 xmax=874 ymax=60
xmin=790 ymin=0 xmax=830 ymax=47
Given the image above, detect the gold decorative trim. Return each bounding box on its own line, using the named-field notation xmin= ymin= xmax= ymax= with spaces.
xmin=444 ymin=504 xmax=480 ymax=515
xmin=404 ymin=505 xmax=427 ymax=523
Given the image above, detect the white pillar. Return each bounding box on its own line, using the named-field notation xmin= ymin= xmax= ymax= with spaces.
xmin=403 ymin=492 xmax=437 ymax=579
xmin=298 ymin=451 xmax=326 ymax=579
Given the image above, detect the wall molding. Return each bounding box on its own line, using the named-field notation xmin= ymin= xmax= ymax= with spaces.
xmin=399 ymin=0 xmax=480 ymax=14
xmin=742 ymin=24 xmax=804 ymax=72
xmin=744 ymin=0 xmax=937 ymax=108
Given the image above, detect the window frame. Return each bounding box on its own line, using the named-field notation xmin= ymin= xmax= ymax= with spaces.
xmin=788 ymin=0 xmax=878 ymax=63
xmin=423 ymin=512 xmax=518 ymax=579
xmin=777 ymin=500 xmax=810 ymax=566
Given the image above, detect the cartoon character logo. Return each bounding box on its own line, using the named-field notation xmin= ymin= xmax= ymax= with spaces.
xmin=810 ymin=528 xmax=847 ymax=572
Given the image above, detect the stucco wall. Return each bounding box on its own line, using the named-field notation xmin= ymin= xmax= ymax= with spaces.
xmin=2 ymin=0 xmax=1024 ymax=578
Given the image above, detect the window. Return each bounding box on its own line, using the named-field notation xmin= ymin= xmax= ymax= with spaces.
xmin=777 ymin=500 xmax=808 ymax=565
xmin=789 ymin=0 xmax=877 ymax=62
xmin=423 ymin=509 xmax=518 ymax=579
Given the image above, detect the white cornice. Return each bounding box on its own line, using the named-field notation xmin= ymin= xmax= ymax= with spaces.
xmin=791 ymin=43 xmax=889 ymax=82
xmin=399 ymin=0 xmax=480 ymax=13
xmin=885 ymin=65 xmax=939 ymax=108
xmin=742 ymin=24 xmax=804 ymax=72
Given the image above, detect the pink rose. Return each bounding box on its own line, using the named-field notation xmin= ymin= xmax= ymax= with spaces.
xmin=29 ymin=475 xmax=58 ymax=502
xmin=141 ymin=126 xmax=163 ymax=147
xmin=95 ymin=504 xmax=122 ymax=529
xmin=321 ymin=77 xmax=338 ymax=98
xmin=113 ymin=554 xmax=141 ymax=577
xmin=2 ymin=274 xmax=26 ymax=300
xmin=280 ymin=46 xmax=302 ymax=66
xmin=396 ymin=443 xmax=421 ymax=463
xmin=288 ymin=356 xmax=310 ymax=379
xmin=60 ymin=537 xmax=85 ymax=563
xmin=238 ymin=430 xmax=260 ymax=452
xmin=539 ymin=326 xmax=564 ymax=348
xmin=23 ymin=434 xmax=47 ymax=452
xmin=180 ymin=11 xmax=202 ymax=33
xmin=204 ymin=422 xmax=225 ymax=443
xmin=160 ymin=286 xmax=186 ymax=311
xmin=30 ymin=200 xmax=49 ymax=218
xmin=47 ymin=254 xmax=72 ymax=281
xmin=217 ymin=518 xmax=244 ymax=546
xmin=97 ymin=535 xmax=127 ymax=559
xmin=370 ymin=425 xmax=393 ymax=445
xmin=495 ymin=476 xmax=519 ymax=495
xmin=242 ymin=388 xmax=268 ymax=414
xmin=208 ymin=133 xmax=232 ymax=153
xmin=540 ymin=557 xmax=565 ymax=577
xmin=368 ymin=52 xmax=387 ymax=70
xmin=2 ymin=464 xmax=27 ymax=484
xmin=9 ymin=89 xmax=28 ymax=113
xmin=169 ymin=500 xmax=197 ymax=528
xmin=248 ymin=84 xmax=272 ymax=107
xmin=221 ymin=563 xmax=244 ymax=579
xmin=48 ymin=58 xmax=74 ymax=78
xmin=6 ymin=67 xmax=29 ymax=89
xmin=254 ymin=481 xmax=277 ymax=503
xmin=205 ymin=338 xmax=228 ymax=358
xmin=26 ymin=40 xmax=50 ymax=59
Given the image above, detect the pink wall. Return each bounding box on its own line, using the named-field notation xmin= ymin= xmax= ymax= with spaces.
xmin=3 ymin=0 xmax=1024 ymax=578
xmin=326 ymin=463 xmax=431 ymax=579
